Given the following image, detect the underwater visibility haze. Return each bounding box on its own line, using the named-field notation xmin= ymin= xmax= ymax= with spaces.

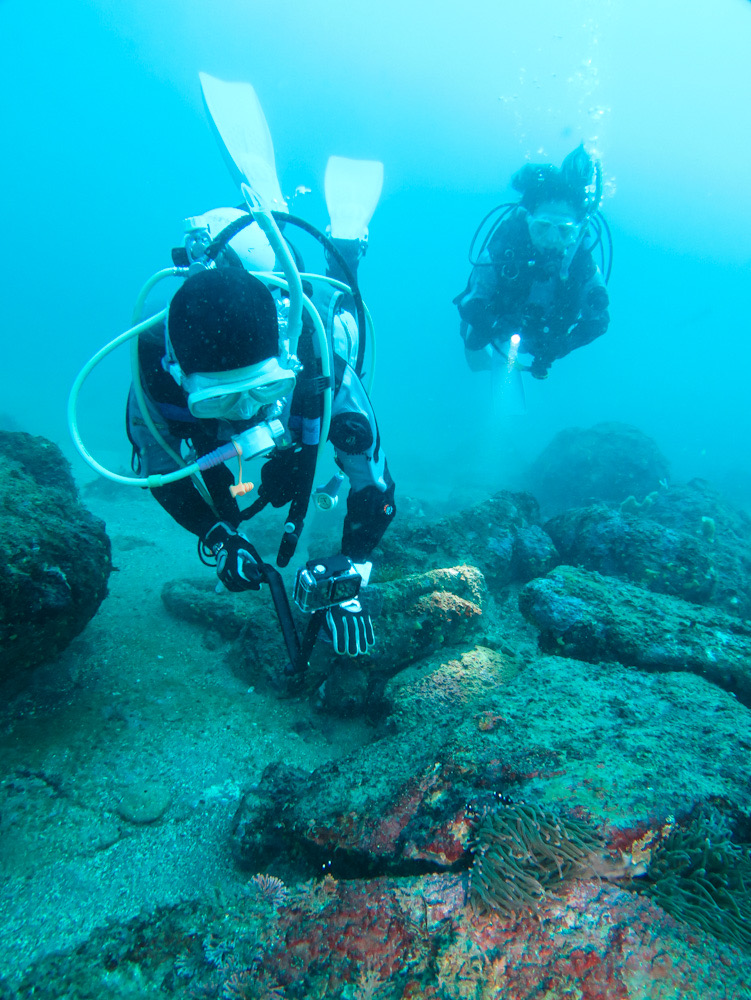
xmin=2 ymin=0 xmax=751 ymax=501
xmin=3 ymin=0 xmax=751 ymax=997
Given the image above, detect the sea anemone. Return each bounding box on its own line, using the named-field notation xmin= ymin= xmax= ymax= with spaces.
xmin=469 ymin=801 xmax=602 ymax=917
xmin=639 ymin=806 xmax=751 ymax=952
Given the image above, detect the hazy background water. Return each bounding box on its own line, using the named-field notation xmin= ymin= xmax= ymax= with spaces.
xmin=3 ymin=0 xmax=750 ymax=509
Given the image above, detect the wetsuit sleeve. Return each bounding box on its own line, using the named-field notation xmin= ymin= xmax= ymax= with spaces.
xmin=341 ymin=463 xmax=396 ymax=563
xmin=454 ymin=247 xmax=502 ymax=349
xmin=565 ymin=268 xmax=610 ymax=352
xmin=149 ymin=464 xmax=240 ymax=540
xmin=541 ymin=267 xmax=609 ymax=364
xmin=326 ymin=360 xmax=396 ymax=562
xmin=454 ymin=216 xmax=527 ymax=350
xmin=126 ymin=383 xmax=240 ymax=541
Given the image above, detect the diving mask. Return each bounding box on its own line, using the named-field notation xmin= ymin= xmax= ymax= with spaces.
xmin=183 ymin=357 xmax=296 ymax=420
xmin=527 ymin=203 xmax=582 ymax=253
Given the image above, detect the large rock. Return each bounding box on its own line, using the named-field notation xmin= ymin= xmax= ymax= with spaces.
xmin=222 ymin=649 xmax=751 ymax=989
xmin=376 ymin=490 xmax=558 ymax=587
xmin=230 ymin=651 xmax=751 ymax=873
xmin=162 ymin=565 xmax=487 ymax=716
xmin=546 ymin=503 xmax=717 ymax=604
xmin=9 ymin=648 xmax=751 ymax=997
xmin=519 ymin=564 xmax=751 ymax=705
xmin=641 ymin=478 xmax=751 ymax=618
xmin=526 ymin=422 xmax=670 ymax=515
xmin=10 ymin=869 xmax=751 ymax=999
xmin=314 ymin=564 xmax=486 ymax=716
xmin=0 ymin=432 xmax=111 ymax=678
xmin=544 ymin=479 xmax=751 ymax=619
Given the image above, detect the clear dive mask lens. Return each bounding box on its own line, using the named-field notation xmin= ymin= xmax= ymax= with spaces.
xmin=184 ymin=360 xmax=296 ymax=420
xmin=188 ymin=390 xmax=260 ymax=421
xmin=528 ymin=215 xmax=581 ymax=252
xmin=247 ymin=378 xmax=295 ymax=403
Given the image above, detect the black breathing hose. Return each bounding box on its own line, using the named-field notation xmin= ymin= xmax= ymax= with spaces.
xmin=272 ymin=212 xmax=368 ymax=377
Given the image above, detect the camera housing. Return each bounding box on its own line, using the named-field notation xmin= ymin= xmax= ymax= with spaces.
xmin=293 ymin=554 xmax=361 ymax=612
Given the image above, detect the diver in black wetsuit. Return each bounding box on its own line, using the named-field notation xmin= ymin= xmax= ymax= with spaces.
xmin=455 ymin=144 xmax=610 ymax=379
xmin=127 ymin=229 xmax=395 ymax=658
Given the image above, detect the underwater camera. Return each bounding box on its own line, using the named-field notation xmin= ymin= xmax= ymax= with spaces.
xmin=293 ymin=555 xmax=361 ymax=612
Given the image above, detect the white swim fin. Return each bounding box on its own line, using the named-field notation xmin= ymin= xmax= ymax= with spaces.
xmin=199 ymin=72 xmax=287 ymax=213
xmin=324 ymin=156 xmax=384 ymax=240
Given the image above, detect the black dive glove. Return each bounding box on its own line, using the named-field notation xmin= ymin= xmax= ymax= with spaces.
xmin=257 ymin=448 xmax=305 ymax=508
xmin=204 ymin=522 xmax=264 ymax=592
xmin=530 ymin=357 xmax=551 ymax=380
xmin=324 ymin=598 xmax=375 ymax=656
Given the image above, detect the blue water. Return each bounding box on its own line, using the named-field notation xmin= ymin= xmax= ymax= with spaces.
xmin=2 ymin=0 xmax=751 ymax=506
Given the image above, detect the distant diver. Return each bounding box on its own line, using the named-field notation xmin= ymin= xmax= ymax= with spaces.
xmin=455 ymin=143 xmax=612 ymax=380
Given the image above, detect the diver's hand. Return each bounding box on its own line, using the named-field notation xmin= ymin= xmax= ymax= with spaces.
xmin=258 ymin=448 xmax=304 ymax=508
xmin=204 ymin=522 xmax=264 ymax=592
xmin=324 ymin=598 xmax=374 ymax=656
xmin=530 ymin=358 xmax=550 ymax=380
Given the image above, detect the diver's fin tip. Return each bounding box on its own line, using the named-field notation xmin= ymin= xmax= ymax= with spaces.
xmin=198 ymin=73 xmax=286 ymax=212
xmin=324 ymin=156 xmax=384 ymax=241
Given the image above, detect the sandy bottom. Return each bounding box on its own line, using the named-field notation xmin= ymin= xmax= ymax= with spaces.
xmin=0 ymin=487 xmax=374 ymax=984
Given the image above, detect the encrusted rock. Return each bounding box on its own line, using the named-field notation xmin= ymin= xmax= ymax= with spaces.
xmin=544 ymin=480 xmax=751 ymax=619
xmin=519 ymin=564 xmax=751 ymax=704
xmin=163 ymin=565 xmax=487 ymax=714
xmin=314 ymin=565 xmax=486 ymax=715
xmin=0 ymin=431 xmax=112 ymax=678
xmin=545 ymin=503 xmax=717 ymax=603
xmin=12 ymin=871 xmax=751 ymax=999
xmin=230 ymin=653 xmax=751 ymax=874
xmin=375 ymin=491 xmax=557 ymax=588
xmin=366 ymin=565 xmax=485 ymax=666
xmin=642 ymin=478 xmax=751 ymax=618
xmin=161 ymin=576 xmax=279 ymax=642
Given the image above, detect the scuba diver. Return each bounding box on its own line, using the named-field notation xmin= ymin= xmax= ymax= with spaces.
xmin=69 ymin=75 xmax=395 ymax=670
xmin=126 ymin=219 xmax=395 ymax=658
xmin=454 ymin=143 xmax=611 ymax=380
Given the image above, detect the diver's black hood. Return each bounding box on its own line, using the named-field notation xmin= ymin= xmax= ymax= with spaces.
xmin=511 ymin=143 xmax=596 ymax=222
xmin=168 ymin=268 xmax=279 ymax=374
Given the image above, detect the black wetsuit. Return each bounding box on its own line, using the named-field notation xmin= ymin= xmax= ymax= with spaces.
xmin=455 ymin=208 xmax=610 ymax=369
xmin=126 ymin=291 xmax=395 ymax=564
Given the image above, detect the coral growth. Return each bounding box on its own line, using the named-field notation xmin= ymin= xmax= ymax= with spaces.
xmin=248 ymin=874 xmax=289 ymax=908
